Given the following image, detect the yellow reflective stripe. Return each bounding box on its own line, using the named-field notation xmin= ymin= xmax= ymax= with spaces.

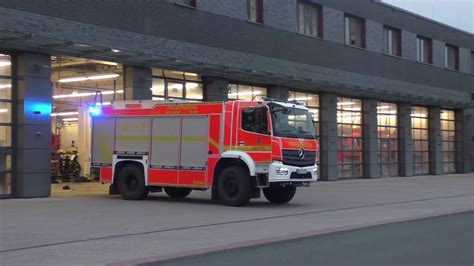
xmin=182 ymin=137 xmax=207 ymax=142
xmin=117 ymin=136 xmax=148 ymax=141
xmin=209 ymin=137 xmax=220 ymax=151
xmin=153 ymin=136 xmax=179 ymax=142
xmin=224 ymin=145 xmax=272 ymax=151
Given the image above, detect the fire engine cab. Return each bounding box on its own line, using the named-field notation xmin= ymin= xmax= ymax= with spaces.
xmin=90 ymin=99 xmax=318 ymax=206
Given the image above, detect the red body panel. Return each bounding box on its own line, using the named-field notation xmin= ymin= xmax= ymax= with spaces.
xmin=100 ymin=167 xmax=113 ymax=183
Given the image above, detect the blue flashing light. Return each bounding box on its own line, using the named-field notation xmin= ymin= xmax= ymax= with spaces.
xmin=88 ymin=105 xmax=102 ymax=116
xmin=26 ymin=101 xmax=52 ymax=116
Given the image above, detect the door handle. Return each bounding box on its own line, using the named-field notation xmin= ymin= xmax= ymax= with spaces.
xmin=238 ymin=141 xmax=246 ymax=146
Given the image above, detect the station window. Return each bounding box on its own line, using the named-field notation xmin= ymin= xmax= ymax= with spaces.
xmin=345 ymin=15 xmax=366 ymax=48
xmin=228 ymin=84 xmax=267 ymax=101
xmin=384 ymin=26 xmax=402 ymax=57
xmin=288 ymin=91 xmax=319 ymax=138
xmin=416 ymin=36 xmax=433 ymax=64
xmin=175 ymin=0 xmax=196 ymax=8
xmin=297 ymin=1 xmax=323 ymax=38
xmin=441 ymin=109 xmax=456 ymax=173
xmin=0 ymin=53 xmax=12 ymax=196
xmin=151 ymin=69 xmax=203 ymax=101
xmin=248 ymin=0 xmax=264 ymax=24
xmin=337 ymin=97 xmax=363 ymax=178
xmin=377 ymin=102 xmax=398 ymax=177
xmin=445 ymin=44 xmax=459 ymax=70
xmin=411 ymin=106 xmax=429 ymax=175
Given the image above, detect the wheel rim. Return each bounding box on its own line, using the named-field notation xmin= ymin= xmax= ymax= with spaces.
xmin=223 ymin=176 xmax=239 ymax=198
xmin=125 ymin=175 xmax=138 ymax=190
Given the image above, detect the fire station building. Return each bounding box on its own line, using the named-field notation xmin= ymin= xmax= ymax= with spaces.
xmin=0 ymin=0 xmax=473 ymax=198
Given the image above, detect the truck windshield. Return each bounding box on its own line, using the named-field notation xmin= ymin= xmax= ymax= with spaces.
xmin=269 ymin=103 xmax=316 ymax=139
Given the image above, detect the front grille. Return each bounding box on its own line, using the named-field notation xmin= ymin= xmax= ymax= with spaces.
xmin=290 ymin=172 xmax=312 ymax=179
xmin=282 ymin=149 xmax=316 ymax=167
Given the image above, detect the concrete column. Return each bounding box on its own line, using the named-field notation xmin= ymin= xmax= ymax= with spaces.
xmin=267 ymin=85 xmax=289 ymax=101
xmin=455 ymin=108 xmax=474 ymax=173
xmin=428 ymin=107 xmax=443 ymax=175
xmin=398 ymin=103 xmax=413 ymax=177
xmin=14 ymin=52 xmax=52 ymax=198
xmin=202 ymin=76 xmax=229 ymax=101
xmin=319 ymin=93 xmax=338 ymax=181
xmin=362 ymin=99 xmax=380 ymax=178
xmin=123 ymin=66 xmax=152 ymax=100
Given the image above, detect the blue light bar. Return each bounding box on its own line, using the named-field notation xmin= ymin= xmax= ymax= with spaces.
xmin=88 ymin=105 xmax=102 ymax=116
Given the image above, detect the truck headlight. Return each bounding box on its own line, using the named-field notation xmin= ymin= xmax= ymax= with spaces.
xmin=275 ymin=167 xmax=289 ymax=176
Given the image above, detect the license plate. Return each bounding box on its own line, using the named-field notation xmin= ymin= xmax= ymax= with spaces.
xmin=297 ymin=169 xmax=308 ymax=174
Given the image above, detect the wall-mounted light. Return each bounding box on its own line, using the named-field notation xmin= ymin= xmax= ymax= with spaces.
xmin=0 ymin=62 xmax=11 ymax=67
xmin=63 ymin=118 xmax=79 ymax=122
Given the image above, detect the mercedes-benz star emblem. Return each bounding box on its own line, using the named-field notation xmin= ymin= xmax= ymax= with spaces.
xmin=298 ymin=148 xmax=305 ymax=159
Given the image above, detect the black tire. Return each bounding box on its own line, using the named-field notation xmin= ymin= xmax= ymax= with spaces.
xmin=217 ymin=166 xmax=252 ymax=206
xmin=164 ymin=187 xmax=192 ymax=198
xmin=263 ymin=186 xmax=296 ymax=204
xmin=117 ymin=164 xmax=149 ymax=200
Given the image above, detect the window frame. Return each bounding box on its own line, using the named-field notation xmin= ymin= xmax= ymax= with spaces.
xmin=297 ymin=1 xmax=323 ymax=39
xmin=416 ymin=36 xmax=433 ymax=64
xmin=445 ymin=44 xmax=459 ymax=71
xmin=151 ymin=69 xmax=203 ymax=101
xmin=344 ymin=14 xmax=366 ymax=49
xmin=247 ymin=0 xmax=264 ymax=24
xmin=175 ymin=0 xmax=197 ymax=8
xmin=383 ymin=26 xmax=402 ymax=57
xmin=0 ymin=52 xmax=13 ymax=198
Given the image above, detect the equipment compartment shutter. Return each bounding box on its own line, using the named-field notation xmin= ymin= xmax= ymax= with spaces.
xmin=115 ymin=118 xmax=150 ymax=153
xmin=180 ymin=116 xmax=208 ymax=170
xmin=151 ymin=117 xmax=180 ymax=169
xmin=91 ymin=118 xmax=115 ymax=165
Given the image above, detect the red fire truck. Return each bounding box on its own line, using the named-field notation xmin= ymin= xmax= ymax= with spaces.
xmin=90 ymin=99 xmax=318 ymax=206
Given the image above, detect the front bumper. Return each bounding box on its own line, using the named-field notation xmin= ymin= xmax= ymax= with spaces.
xmin=268 ymin=161 xmax=318 ymax=183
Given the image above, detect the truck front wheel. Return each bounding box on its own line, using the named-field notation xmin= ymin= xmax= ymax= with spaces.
xmin=117 ymin=164 xmax=149 ymax=200
xmin=263 ymin=186 xmax=296 ymax=204
xmin=217 ymin=166 xmax=252 ymax=206
xmin=164 ymin=187 xmax=192 ymax=198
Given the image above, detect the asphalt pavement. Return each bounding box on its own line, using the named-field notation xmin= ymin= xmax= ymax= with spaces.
xmin=0 ymin=173 xmax=473 ymax=266
xmin=149 ymin=211 xmax=474 ymax=266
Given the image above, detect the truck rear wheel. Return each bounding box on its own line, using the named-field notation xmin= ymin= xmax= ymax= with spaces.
xmin=117 ymin=164 xmax=149 ymax=200
xmin=263 ymin=186 xmax=296 ymax=204
xmin=164 ymin=187 xmax=192 ymax=198
xmin=217 ymin=166 xmax=252 ymax=207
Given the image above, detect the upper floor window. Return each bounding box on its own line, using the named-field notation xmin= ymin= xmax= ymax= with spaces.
xmin=471 ymin=51 xmax=474 ymax=74
xmin=297 ymin=1 xmax=323 ymax=38
xmin=416 ymin=36 xmax=432 ymax=64
xmin=175 ymin=0 xmax=196 ymax=8
xmin=445 ymin=44 xmax=459 ymax=70
xmin=345 ymin=15 xmax=366 ymax=48
xmin=384 ymin=26 xmax=401 ymax=57
xmin=248 ymin=0 xmax=263 ymax=24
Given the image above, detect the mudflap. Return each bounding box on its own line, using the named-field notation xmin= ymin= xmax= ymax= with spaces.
xmin=109 ymin=183 xmax=119 ymax=195
xmin=250 ymin=187 xmax=261 ymax=199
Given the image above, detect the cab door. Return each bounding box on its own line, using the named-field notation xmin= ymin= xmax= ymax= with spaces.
xmin=236 ymin=105 xmax=272 ymax=163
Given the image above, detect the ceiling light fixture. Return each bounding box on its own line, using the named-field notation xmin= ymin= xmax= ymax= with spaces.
xmin=53 ymin=90 xmax=123 ymax=99
xmin=228 ymin=91 xmax=262 ymax=97
xmin=58 ymin=74 xmax=120 ymax=83
xmin=51 ymin=112 xmax=79 ymax=117
xmin=0 ymin=84 xmax=12 ymax=89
